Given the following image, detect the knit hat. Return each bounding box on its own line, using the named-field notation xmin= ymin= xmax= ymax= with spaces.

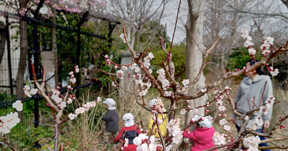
xmin=103 ymin=98 xmax=116 ymax=110
xmin=191 ymin=114 xmax=212 ymax=128
xmin=123 ymin=113 xmax=135 ymax=127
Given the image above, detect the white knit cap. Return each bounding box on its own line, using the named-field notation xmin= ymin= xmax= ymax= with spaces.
xmin=123 ymin=113 xmax=135 ymax=127
xmin=103 ymin=98 xmax=116 ymax=110
xmin=192 ymin=114 xmax=212 ymax=128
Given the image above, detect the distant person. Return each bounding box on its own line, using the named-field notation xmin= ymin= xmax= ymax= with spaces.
xmin=234 ymin=59 xmax=273 ymax=151
xmin=114 ymin=113 xmax=141 ymax=151
xmin=102 ymin=98 xmax=119 ymax=144
xmin=148 ymin=98 xmax=168 ymax=139
xmin=182 ymin=114 xmax=216 ymax=151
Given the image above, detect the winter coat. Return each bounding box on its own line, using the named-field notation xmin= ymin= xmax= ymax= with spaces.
xmin=183 ymin=127 xmax=216 ymax=151
xmin=148 ymin=113 xmax=168 ymax=138
xmin=234 ymin=75 xmax=273 ymax=127
xmin=114 ymin=125 xmax=141 ymax=151
xmin=102 ymin=110 xmax=119 ymax=132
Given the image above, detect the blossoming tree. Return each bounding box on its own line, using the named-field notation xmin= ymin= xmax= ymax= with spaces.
xmin=95 ymin=26 xmax=288 ymax=150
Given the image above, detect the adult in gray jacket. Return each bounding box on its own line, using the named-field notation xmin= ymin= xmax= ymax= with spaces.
xmin=234 ymin=59 xmax=273 ymax=151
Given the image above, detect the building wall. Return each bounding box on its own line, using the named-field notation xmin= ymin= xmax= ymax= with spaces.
xmin=0 ymin=4 xmax=21 ymax=93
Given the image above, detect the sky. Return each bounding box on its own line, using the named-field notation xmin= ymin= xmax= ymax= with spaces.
xmin=160 ymin=0 xmax=288 ymax=44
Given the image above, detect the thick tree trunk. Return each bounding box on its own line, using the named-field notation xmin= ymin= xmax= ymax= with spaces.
xmin=52 ymin=8 xmax=59 ymax=87
xmin=185 ymin=0 xmax=207 ymax=124
xmin=0 ymin=21 xmax=5 ymax=64
xmin=16 ymin=1 xmax=28 ymax=98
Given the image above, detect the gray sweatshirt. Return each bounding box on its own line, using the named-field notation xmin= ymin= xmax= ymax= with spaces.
xmin=234 ymin=75 xmax=273 ymax=127
xmin=102 ymin=110 xmax=119 ymax=132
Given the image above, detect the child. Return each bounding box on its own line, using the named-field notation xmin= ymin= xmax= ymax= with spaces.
xmin=102 ymin=98 xmax=119 ymax=144
xmin=148 ymin=98 xmax=168 ymax=138
xmin=182 ymin=114 xmax=216 ymax=151
xmin=114 ymin=113 xmax=141 ymax=151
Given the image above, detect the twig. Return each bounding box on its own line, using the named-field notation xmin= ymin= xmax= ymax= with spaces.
xmin=155 ymin=113 xmax=166 ymax=151
xmin=204 ymin=139 xmax=241 ymax=151
xmin=184 ymin=35 xmax=220 ymax=93
xmin=165 ymin=0 xmax=181 ymax=63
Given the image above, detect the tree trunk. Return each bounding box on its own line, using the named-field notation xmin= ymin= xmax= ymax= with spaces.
xmin=185 ymin=0 xmax=207 ymax=124
xmin=54 ymin=123 xmax=59 ymax=151
xmin=0 ymin=21 xmax=5 ymax=64
xmin=16 ymin=1 xmax=28 ymax=98
xmin=52 ymin=8 xmax=59 ymax=87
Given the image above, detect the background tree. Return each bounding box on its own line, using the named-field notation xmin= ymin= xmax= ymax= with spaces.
xmin=0 ymin=21 xmax=5 ymax=64
xmin=185 ymin=0 xmax=207 ymax=125
xmin=108 ymin=0 xmax=168 ymax=51
xmin=16 ymin=0 xmax=29 ymax=98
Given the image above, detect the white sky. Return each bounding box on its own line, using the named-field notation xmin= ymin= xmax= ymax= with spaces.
xmin=160 ymin=0 xmax=288 ymax=44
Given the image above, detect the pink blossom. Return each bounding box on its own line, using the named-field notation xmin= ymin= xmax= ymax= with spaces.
xmin=19 ymin=8 xmax=27 ymax=16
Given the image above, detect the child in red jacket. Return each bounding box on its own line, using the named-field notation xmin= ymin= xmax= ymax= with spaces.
xmin=182 ymin=115 xmax=216 ymax=151
xmin=114 ymin=113 xmax=141 ymax=151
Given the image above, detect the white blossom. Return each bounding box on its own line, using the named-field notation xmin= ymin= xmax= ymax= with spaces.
xmin=30 ymin=88 xmax=38 ymax=95
xmin=68 ymin=113 xmax=76 ymax=120
xmin=166 ymin=145 xmax=173 ymax=151
xmin=224 ymin=125 xmax=231 ymax=132
xmin=97 ymin=97 xmax=102 ymax=103
xmin=67 ymin=98 xmax=73 ymax=104
xmin=180 ymin=109 xmax=187 ymax=115
xmin=164 ymin=91 xmax=172 ymax=97
xmin=218 ymin=105 xmax=226 ymax=112
xmin=122 ymin=66 xmax=128 ymax=71
xmin=51 ymin=95 xmax=62 ymax=104
xmin=24 ymin=90 xmax=32 ymax=97
xmin=219 ymin=119 xmax=227 ymax=126
xmin=224 ymin=86 xmax=232 ymax=90
xmin=248 ymin=48 xmax=256 ymax=55
xmin=133 ymin=136 xmax=142 ymax=146
xmin=243 ymin=135 xmax=260 ymax=150
xmin=120 ymin=33 xmax=126 ymax=43
xmin=245 ymin=116 xmax=249 ymax=121
xmin=0 ymin=112 xmax=20 ymax=134
xmin=147 ymin=52 xmax=154 ymax=60
xmin=200 ymin=88 xmax=207 ymax=93
xmin=244 ymin=40 xmax=254 ymax=47
xmin=112 ymin=81 xmax=117 ymax=88
xmin=262 ymin=49 xmax=271 ymax=56
xmin=265 ymin=96 xmax=275 ymax=109
xmin=75 ymin=65 xmax=79 ymax=73
xmin=172 ymin=131 xmax=183 ymax=144
xmin=269 ymin=67 xmax=279 ymax=77
xmin=135 ymin=67 xmax=141 ymax=73
xmin=59 ymin=101 xmax=67 ymax=109
xmin=70 ymin=77 xmax=76 ymax=84
xmin=116 ymin=70 xmax=124 ymax=79
xmin=241 ymin=29 xmax=249 ymax=38
xmin=216 ymin=99 xmax=223 ymax=106
xmin=148 ymin=69 xmax=153 ymax=74
xmin=24 ymin=85 xmax=30 ymax=91
xmin=206 ymin=115 xmax=213 ymax=122
xmin=213 ymin=132 xmax=226 ymax=145
xmin=182 ymin=79 xmax=190 ymax=87
xmin=12 ymin=100 xmax=23 ymax=111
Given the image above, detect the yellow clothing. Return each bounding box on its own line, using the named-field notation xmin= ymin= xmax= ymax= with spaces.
xmin=148 ymin=113 xmax=168 ymax=138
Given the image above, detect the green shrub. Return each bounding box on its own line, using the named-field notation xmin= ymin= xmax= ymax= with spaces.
xmin=151 ymin=43 xmax=186 ymax=81
xmin=226 ymin=47 xmax=263 ymax=71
